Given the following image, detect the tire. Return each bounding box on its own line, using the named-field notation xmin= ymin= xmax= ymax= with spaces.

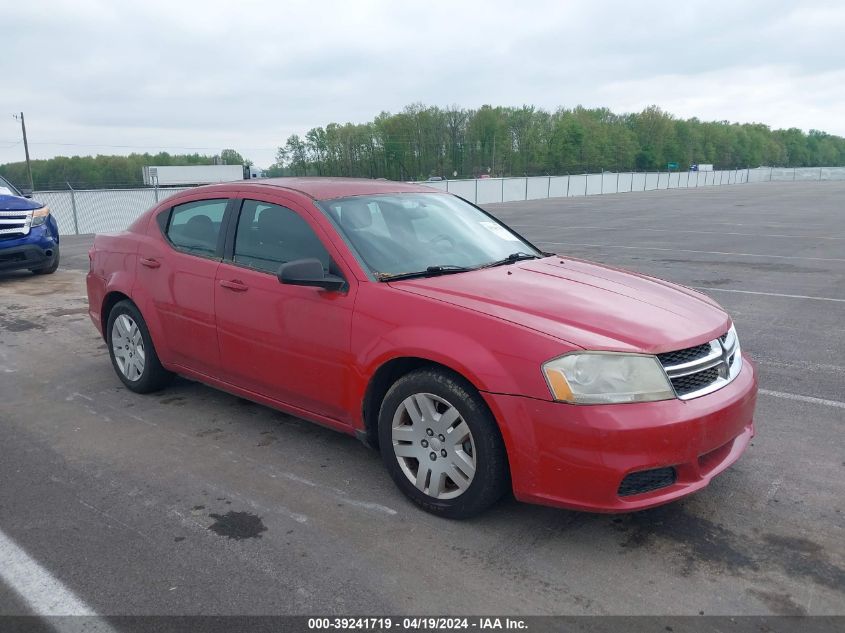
xmin=106 ymin=299 xmax=173 ymax=394
xmin=378 ymin=368 xmax=508 ymax=519
xmin=31 ymin=246 xmax=60 ymax=275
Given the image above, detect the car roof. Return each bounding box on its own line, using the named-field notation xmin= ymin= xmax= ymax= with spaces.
xmin=195 ymin=177 xmax=441 ymax=201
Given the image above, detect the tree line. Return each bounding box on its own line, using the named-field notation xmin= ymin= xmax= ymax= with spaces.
xmin=2 ymin=105 xmax=844 ymax=189
xmin=274 ymin=104 xmax=845 ymax=180
xmin=0 ymin=149 xmax=249 ymax=191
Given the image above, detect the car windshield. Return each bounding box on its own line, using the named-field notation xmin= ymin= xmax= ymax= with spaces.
xmin=318 ymin=193 xmax=542 ymax=278
xmin=0 ymin=175 xmax=21 ymax=196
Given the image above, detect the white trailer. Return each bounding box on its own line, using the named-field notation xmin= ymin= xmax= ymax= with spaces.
xmin=142 ymin=164 xmax=244 ymax=186
xmin=691 ymin=163 xmax=714 ymax=172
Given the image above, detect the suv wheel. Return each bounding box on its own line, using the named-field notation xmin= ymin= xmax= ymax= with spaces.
xmin=378 ymin=368 xmax=508 ymax=518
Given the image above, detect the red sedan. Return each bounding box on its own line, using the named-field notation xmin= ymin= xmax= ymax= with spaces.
xmin=86 ymin=178 xmax=757 ymax=518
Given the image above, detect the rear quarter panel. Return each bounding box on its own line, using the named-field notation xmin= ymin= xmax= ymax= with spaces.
xmin=87 ymin=232 xmax=142 ymax=335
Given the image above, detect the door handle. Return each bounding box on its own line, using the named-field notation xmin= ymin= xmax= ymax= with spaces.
xmin=219 ymin=279 xmax=248 ymax=292
xmin=139 ymin=257 xmax=160 ymax=269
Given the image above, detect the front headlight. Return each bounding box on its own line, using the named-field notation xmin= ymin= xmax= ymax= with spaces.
xmin=542 ymin=352 xmax=675 ymax=404
xmin=30 ymin=206 xmax=50 ymax=226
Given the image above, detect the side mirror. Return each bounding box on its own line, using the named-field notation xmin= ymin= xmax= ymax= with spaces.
xmin=277 ymin=258 xmax=346 ymax=292
xmin=21 ymin=188 xmax=33 ymax=198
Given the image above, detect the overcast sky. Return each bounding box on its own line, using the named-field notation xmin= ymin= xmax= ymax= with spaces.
xmin=2 ymin=0 xmax=844 ymax=168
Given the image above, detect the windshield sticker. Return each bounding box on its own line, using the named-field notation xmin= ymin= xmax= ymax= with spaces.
xmin=480 ymin=221 xmax=520 ymax=241
xmin=0 ymin=187 xmax=13 ymax=196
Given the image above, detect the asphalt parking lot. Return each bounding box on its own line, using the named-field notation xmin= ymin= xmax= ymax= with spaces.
xmin=0 ymin=181 xmax=843 ymax=618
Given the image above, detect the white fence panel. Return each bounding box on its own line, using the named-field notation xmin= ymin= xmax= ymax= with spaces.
xmin=795 ymin=168 xmax=821 ymax=181
xmin=747 ymin=168 xmax=767 ymax=183
xmin=503 ymin=178 xmax=527 ymax=202
xmin=548 ymin=176 xmax=569 ymax=197
xmin=822 ymin=167 xmax=845 ymax=180
xmin=617 ymin=172 xmax=633 ymax=193
xmin=631 ymin=173 xmax=646 ymax=191
xmin=668 ymin=172 xmax=681 ymax=189
xmin=526 ymin=177 xmax=550 ymax=200
xmin=476 ymin=178 xmax=503 ymax=204
xmin=585 ymin=174 xmax=602 ymax=195
xmin=600 ymin=173 xmax=618 ymax=194
xmin=446 ymin=179 xmax=476 ymax=202
xmin=568 ymin=174 xmax=587 ymax=196
xmin=644 ymin=172 xmax=659 ymax=190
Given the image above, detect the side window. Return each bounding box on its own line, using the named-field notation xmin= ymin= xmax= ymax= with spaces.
xmin=233 ymin=200 xmax=330 ymax=274
xmin=166 ymin=199 xmax=228 ymax=256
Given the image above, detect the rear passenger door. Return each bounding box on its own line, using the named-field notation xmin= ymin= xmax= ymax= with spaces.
xmin=137 ymin=197 xmax=233 ymax=374
xmin=214 ymin=197 xmax=357 ymax=423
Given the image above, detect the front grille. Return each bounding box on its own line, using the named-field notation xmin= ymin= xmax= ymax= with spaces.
xmin=618 ymin=467 xmax=677 ymax=497
xmin=0 ymin=210 xmax=31 ymax=238
xmin=657 ymin=330 xmax=741 ymax=400
xmin=656 ymin=343 xmax=711 ymax=367
xmin=671 ymin=366 xmax=720 ymax=396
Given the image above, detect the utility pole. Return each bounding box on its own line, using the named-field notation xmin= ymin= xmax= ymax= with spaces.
xmin=12 ymin=112 xmax=34 ymax=192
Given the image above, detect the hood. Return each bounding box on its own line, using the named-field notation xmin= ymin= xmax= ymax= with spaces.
xmin=0 ymin=194 xmax=42 ymax=211
xmin=389 ymin=256 xmax=729 ymax=353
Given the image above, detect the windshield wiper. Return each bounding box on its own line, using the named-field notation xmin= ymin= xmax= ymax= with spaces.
xmin=478 ymin=252 xmax=540 ymax=269
xmin=377 ymin=264 xmax=472 ymax=282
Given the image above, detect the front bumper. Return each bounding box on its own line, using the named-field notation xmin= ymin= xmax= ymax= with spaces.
xmin=0 ymin=225 xmax=58 ymax=272
xmin=483 ymin=357 xmax=757 ymax=512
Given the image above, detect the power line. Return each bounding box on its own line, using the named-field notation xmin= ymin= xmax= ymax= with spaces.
xmin=1 ymin=140 xmax=279 ymax=151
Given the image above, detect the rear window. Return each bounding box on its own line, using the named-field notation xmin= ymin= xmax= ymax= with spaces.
xmin=166 ymin=199 xmax=228 ymax=256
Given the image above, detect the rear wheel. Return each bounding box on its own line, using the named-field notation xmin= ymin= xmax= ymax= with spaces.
xmin=378 ymin=368 xmax=508 ymax=518
xmin=31 ymin=245 xmax=60 ymax=275
xmin=106 ymin=300 xmax=173 ymax=393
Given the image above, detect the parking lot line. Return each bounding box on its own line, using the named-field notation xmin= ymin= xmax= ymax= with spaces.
xmin=759 ymin=389 xmax=845 ymax=410
xmin=0 ymin=529 xmax=115 ymax=631
xmin=692 ymin=287 xmax=845 ymax=303
xmin=537 ymin=241 xmax=845 ymax=263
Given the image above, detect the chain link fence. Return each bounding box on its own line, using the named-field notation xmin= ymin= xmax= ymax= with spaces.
xmin=34 ymin=167 xmax=845 ymax=236
xmin=34 ymin=187 xmax=192 ymax=236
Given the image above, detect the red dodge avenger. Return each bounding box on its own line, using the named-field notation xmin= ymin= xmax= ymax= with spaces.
xmin=87 ymin=178 xmax=757 ymax=518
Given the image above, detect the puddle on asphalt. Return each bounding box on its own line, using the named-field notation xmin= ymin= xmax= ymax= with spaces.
xmin=207 ymin=511 xmax=268 ymax=540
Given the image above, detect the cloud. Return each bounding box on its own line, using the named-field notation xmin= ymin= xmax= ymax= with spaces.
xmin=1 ymin=0 xmax=844 ymax=169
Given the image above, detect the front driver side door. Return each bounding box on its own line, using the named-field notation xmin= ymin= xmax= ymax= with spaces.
xmin=214 ymin=197 xmax=357 ymax=424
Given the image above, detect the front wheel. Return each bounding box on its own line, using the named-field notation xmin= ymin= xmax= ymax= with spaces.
xmin=378 ymin=368 xmax=508 ymax=518
xmin=106 ymin=300 xmax=173 ymax=393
